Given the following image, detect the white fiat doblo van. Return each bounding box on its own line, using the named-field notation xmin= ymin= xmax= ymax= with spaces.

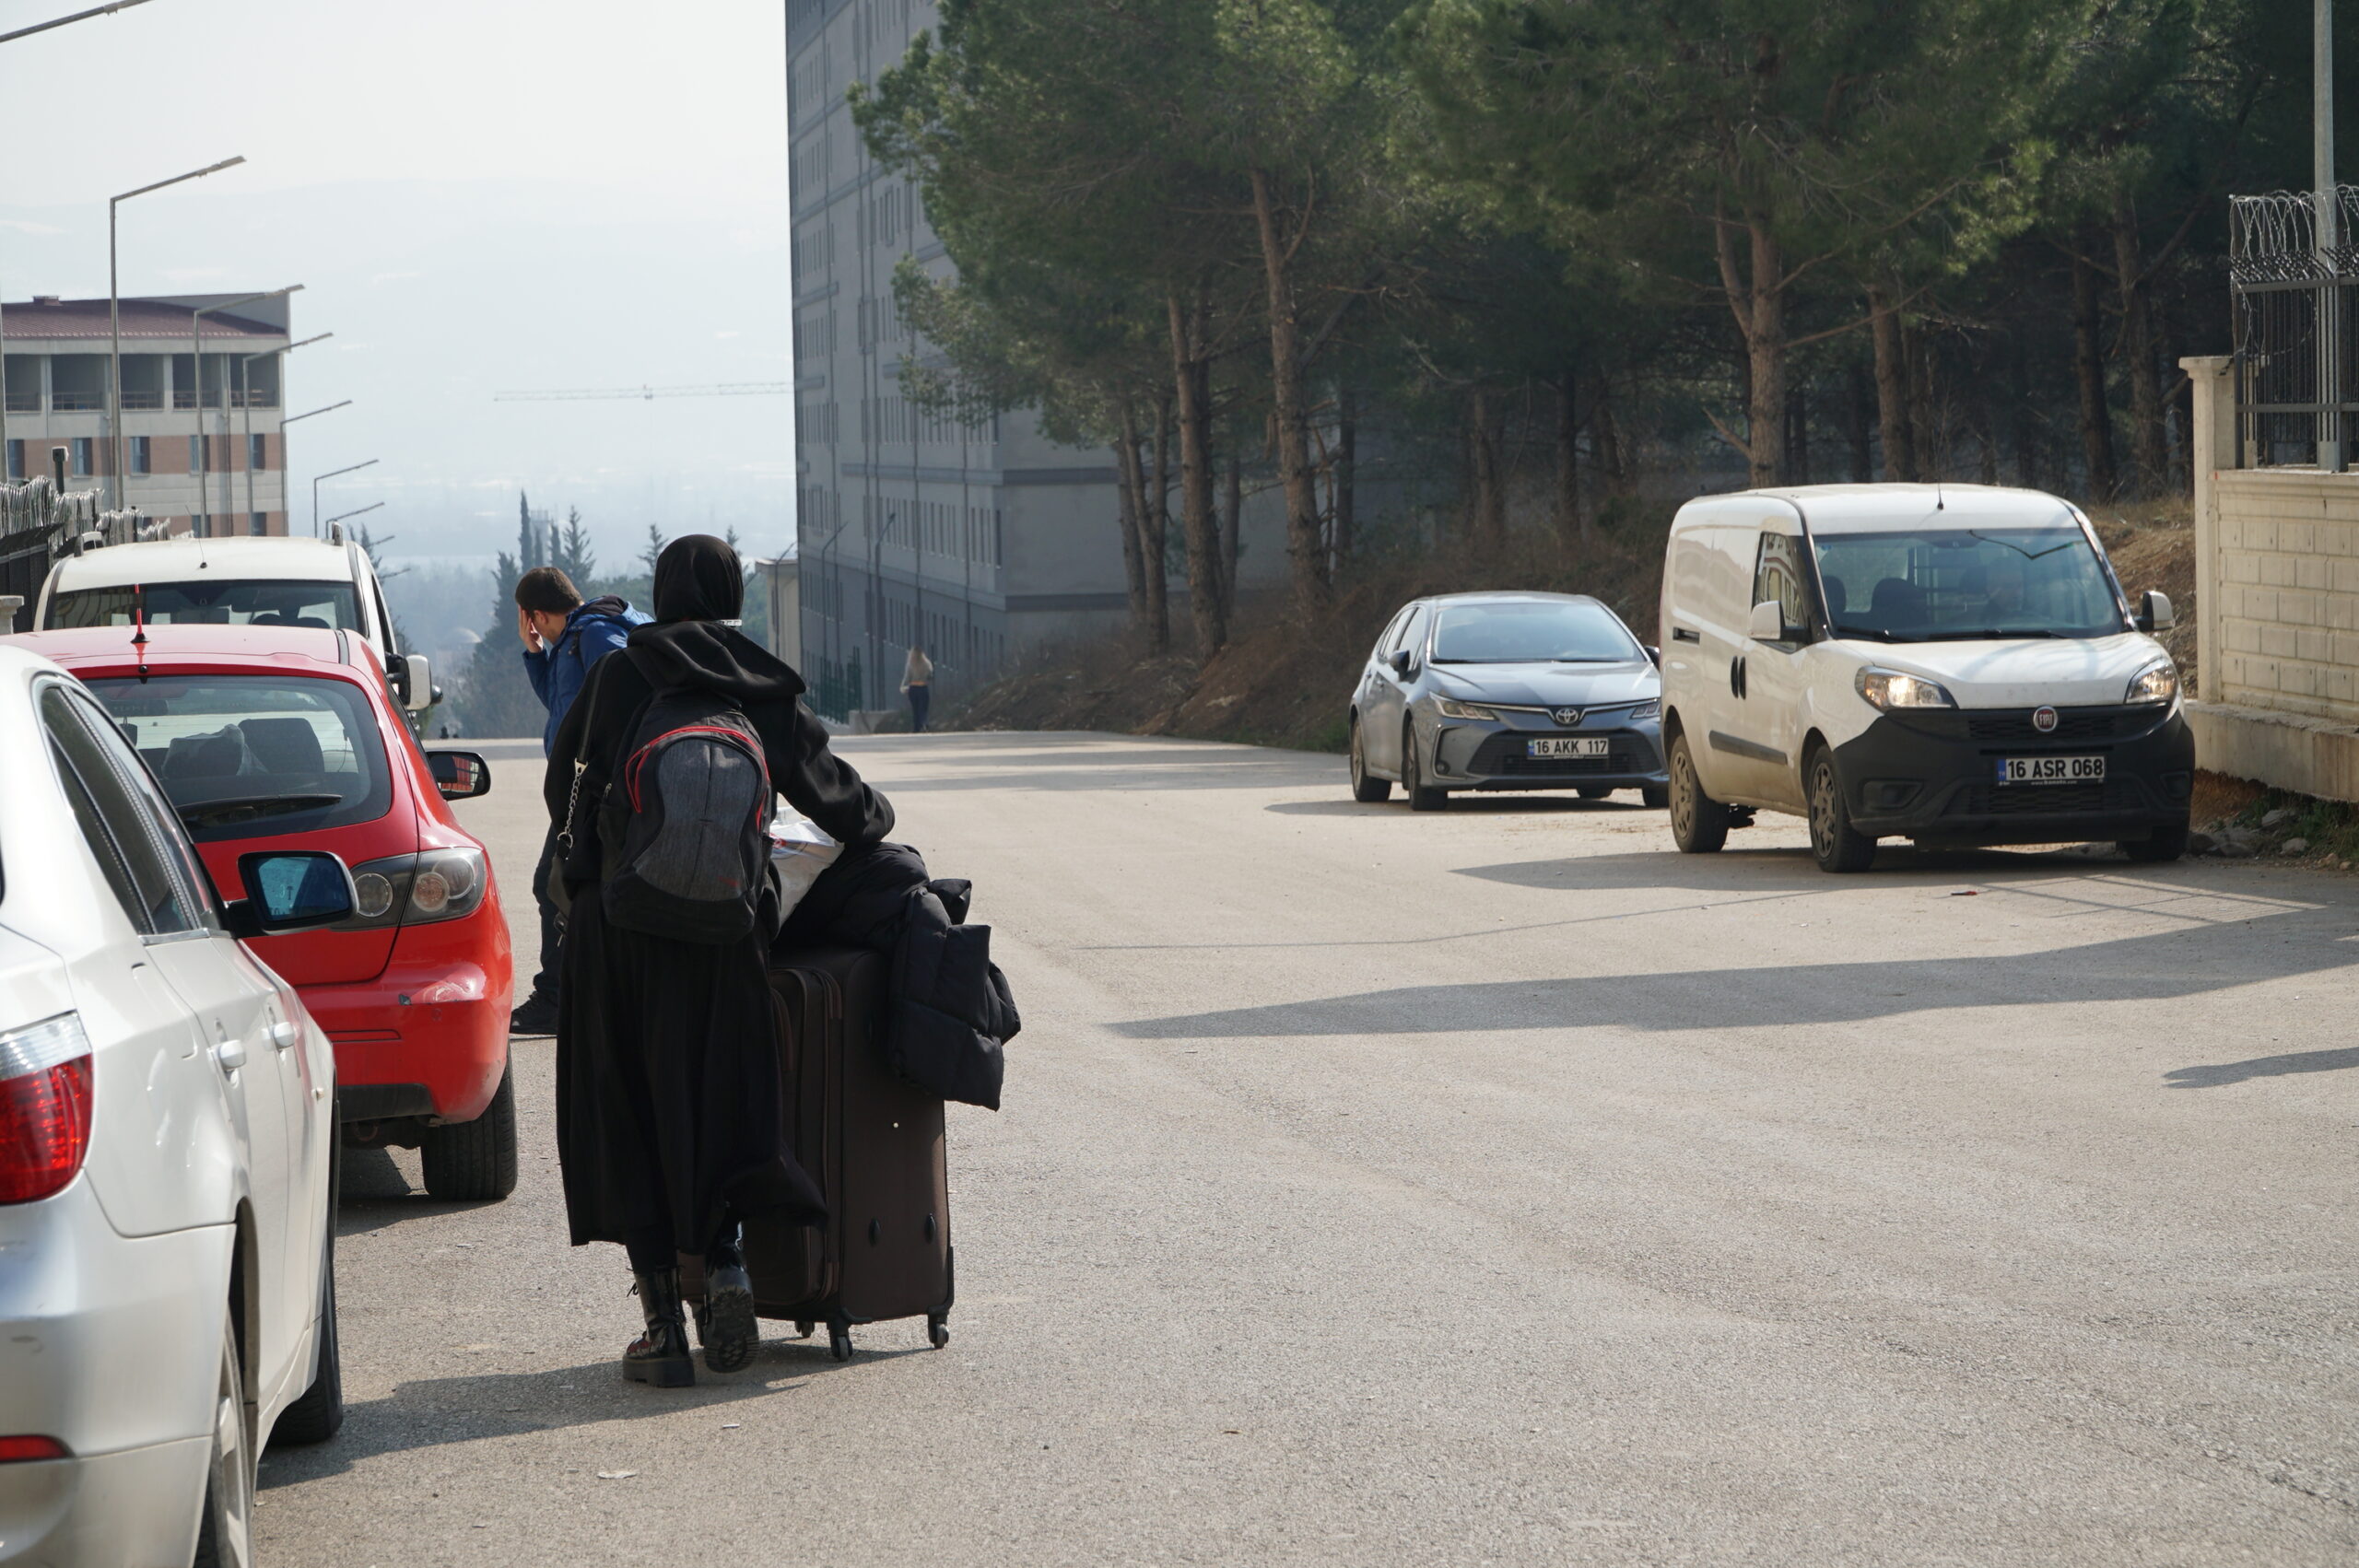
xmin=1658 ymin=484 xmax=2191 ymax=872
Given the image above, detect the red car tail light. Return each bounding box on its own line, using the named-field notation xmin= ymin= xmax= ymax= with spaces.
xmin=0 ymin=1013 xmax=95 ymax=1206
xmin=0 ymin=1436 xmax=70 ymax=1462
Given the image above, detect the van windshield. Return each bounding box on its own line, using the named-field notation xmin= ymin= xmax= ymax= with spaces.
xmin=48 ymin=579 xmax=363 ymax=634
xmin=80 ymin=673 xmax=391 ymax=843
xmin=1430 ymin=600 xmax=1638 ymax=663
xmin=1811 ymin=529 xmax=2125 ymax=642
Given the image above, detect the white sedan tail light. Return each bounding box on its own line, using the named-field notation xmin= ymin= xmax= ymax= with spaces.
xmin=0 ymin=1013 xmax=94 ymax=1205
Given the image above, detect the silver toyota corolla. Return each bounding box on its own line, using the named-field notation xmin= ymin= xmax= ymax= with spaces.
xmin=1347 ymin=591 xmax=1669 ymax=811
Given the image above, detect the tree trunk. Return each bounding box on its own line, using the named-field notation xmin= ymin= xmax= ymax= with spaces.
xmin=1594 ymin=375 xmax=1627 ymax=493
xmin=1119 ymin=401 xmax=1168 ymax=649
xmin=1221 ymin=447 xmax=1242 ymax=618
xmin=1716 ymin=215 xmax=1787 ymax=487
xmin=1167 ymin=289 xmax=1225 ymax=657
xmin=1784 ymin=380 xmax=1811 ymax=484
xmin=2009 ymin=333 xmax=2038 ymax=487
xmin=1844 ymin=361 xmax=1873 ymax=482
xmin=1973 ymin=392 xmax=2000 ymax=485
xmin=1909 ymin=331 xmax=1939 ymax=480
xmin=1554 ymin=373 xmax=1581 ymax=546
xmin=1249 ymin=167 xmax=1328 ymax=614
xmin=1334 ymin=387 xmax=1356 ymax=568
xmin=2071 ymin=249 xmax=2118 ymax=502
xmin=1114 ymin=433 xmax=1146 ymax=623
xmin=2111 ymin=193 xmax=2167 ymax=497
xmin=1868 ymin=285 xmax=1915 ymax=482
xmin=1467 ymin=389 xmax=1506 ymax=548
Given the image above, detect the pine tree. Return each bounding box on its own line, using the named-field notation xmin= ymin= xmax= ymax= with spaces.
xmin=640 ymin=522 xmax=667 ymax=577
xmin=556 ymin=506 xmax=597 ymax=583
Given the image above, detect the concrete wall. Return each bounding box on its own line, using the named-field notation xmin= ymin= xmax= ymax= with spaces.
xmin=2183 ymin=354 xmax=2359 ymax=801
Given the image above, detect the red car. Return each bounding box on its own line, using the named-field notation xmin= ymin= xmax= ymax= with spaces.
xmin=14 ymin=623 xmax=518 ymax=1199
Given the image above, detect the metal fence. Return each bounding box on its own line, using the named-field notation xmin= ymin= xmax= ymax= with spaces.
xmin=2231 ymin=187 xmax=2359 ymax=467
xmin=0 ymin=476 xmax=155 ymax=629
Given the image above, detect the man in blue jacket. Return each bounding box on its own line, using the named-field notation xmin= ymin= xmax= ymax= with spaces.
xmin=511 ymin=566 xmax=650 ymax=1034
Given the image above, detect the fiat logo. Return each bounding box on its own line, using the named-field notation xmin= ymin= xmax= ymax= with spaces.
xmin=2033 ymin=706 xmax=2059 ymax=732
xmin=1552 ymin=707 xmax=1583 ymax=727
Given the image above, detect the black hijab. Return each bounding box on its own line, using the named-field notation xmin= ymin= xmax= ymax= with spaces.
xmin=651 ymin=533 xmax=745 ymax=623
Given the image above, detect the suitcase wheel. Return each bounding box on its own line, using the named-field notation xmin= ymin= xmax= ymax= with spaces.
xmin=793 ymin=1319 xmax=815 ymax=1340
xmin=927 ymin=1314 xmax=950 ymax=1350
xmin=827 ymin=1324 xmax=853 ymax=1362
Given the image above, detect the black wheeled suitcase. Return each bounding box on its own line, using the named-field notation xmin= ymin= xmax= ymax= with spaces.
xmin=743 ymin=945 xmax=955 ymax=1360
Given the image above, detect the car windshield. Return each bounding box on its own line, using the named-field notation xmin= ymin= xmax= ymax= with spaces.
xmin=1812 ymin=528 xmax=2125 ymax=642
xmin=48 ymin=579 xmax=362 ymax=633
xmin=1430 ymin=600 xmax=1637 ymax=663
xmin=81 ymin=674 xmax=392 ymax=843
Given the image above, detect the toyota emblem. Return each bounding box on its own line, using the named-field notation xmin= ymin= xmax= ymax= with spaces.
xmin=2033 ymin=705 xmax=2059 ymax=732
xmin=1552 ymin=707 xmax=1583 ymax=727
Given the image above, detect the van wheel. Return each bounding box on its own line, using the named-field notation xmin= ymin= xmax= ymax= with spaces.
xmin=1640 ymin=784 xmax=1670 ymax=810
xmin=1577 ymin=785 xmax=1614 ymax=800
xmin=1667 ymin=732 xmax=1728 ymax=852
xmin=1806 ymin=746 xmax=1878 ymax=872
xmin=1402 ymin=722 xmax=1448 ymax=812
xmin=1348 ymin=719 xmax=1390 ymax=802
xmin=2121 ymin=821 xmax=2189 ymax=863
xmin=421 ymin=1059 xmax=518 ymax=1202
xmin=192 ymin=1317 xmax=255 ymax=1568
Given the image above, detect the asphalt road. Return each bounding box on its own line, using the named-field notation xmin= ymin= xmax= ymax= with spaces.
xmin=259 ymin=733 xmax=2357 ymax=1566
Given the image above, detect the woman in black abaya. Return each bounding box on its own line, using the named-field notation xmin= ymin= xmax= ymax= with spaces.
xmin=547 ymin=534 xmax=894 ymax=1386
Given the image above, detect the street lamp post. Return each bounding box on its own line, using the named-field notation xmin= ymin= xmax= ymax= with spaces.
xmin=312 ymin=457 xmax=377 ymax=538
xmin=323 ymin=501 xmax=383 ymax=530
xmin=109 ymin=155 xmax=243 ymax=510
xmin=192 ymin=285 xmax=299 ymax=538
xmin=0 ymin=1 xmax=162 ymax=479
xmin=241 ymin=330 xmax=326 ymax=534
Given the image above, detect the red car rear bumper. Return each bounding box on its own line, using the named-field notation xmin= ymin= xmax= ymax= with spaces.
xmin=301 ymin=909 xmax=513 ymax=1124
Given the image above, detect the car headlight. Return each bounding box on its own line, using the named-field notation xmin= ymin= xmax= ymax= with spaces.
xmin=1856 ymin=666 xmax=1957 ymax=711
xmin=1625 ymin=699 xmax=1661 ymax=721
xmin=333 ymin=847 xmax=489 ymax=930
xmin=2125 ymin=659 xmax=2179 ymax=706
xmin=1435 ymin=697 xmax=1496 ymax=720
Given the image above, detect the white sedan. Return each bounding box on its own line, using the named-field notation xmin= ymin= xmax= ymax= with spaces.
xmin=0 ymin=643 xmax=351 ymax=1565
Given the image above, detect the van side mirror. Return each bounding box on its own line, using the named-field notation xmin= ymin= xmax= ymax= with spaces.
xmin=224 ymin=850 xmax=356 ymax=939
xmin=399 ymin=653 xmax=433 ymax=711
xmin=1748 ymin=600 xmax=1797 ymax=642
xmin=427 ymin=749 xmax=492 ymax=800
xmin=2138 ymin=590 xmax=2175 ymax=632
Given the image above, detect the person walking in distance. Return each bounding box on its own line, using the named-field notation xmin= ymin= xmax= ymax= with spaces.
xmin=546 ymin=535 xmax=895 ymax=1385
xmin=510 ymin=567 xmax=648 ymax=1036
xmin=902 ymin=642 xmax=933 ymax=733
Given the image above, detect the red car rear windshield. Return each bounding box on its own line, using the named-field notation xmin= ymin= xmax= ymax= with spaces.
xmin=82 ymin=673 xmax=393 ymax=843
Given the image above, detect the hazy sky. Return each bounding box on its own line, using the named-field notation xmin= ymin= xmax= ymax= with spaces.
xmin=0 ymin=0 xmax=797 ymax=568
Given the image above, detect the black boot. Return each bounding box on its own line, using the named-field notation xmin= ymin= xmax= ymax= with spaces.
xmin=696 ymin=1229 xmax=758 ymax=1374
xmin=622 ymin=1268 xmax=694 ymax=1387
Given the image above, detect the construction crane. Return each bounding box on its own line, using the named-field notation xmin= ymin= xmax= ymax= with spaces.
xmin=491 ymin=382 xmax=791 ymax=403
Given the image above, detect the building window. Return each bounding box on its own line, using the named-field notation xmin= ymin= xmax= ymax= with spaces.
xmin=249 ymin=511 xmax=268 ymax=537
xmin=130 ymin=436 xmax=152 ymax=475
xmin=188 ymin=435 xmax=202 ymax=472
xmin=249 ymin=433 xmax=266 ymax=470
xmin=70 ymin=439 xmax=92 ymax=477
xmin=4 ymin=439 xmax=19 ymax=480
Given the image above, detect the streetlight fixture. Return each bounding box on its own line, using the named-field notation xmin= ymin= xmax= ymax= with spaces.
xmin=1 ymin=0 xmax=165 ymax=480
xmin=312 ymin=457 xmax=376 ymax=538
xmin=283 ymin=401 xmax=351 ymax=424
xmin=323 ymin=501 xmax=383 ymax=528
xmin=240 ymin=330 xmax=326 ymax=532
xmin=109 ymin=154 xmax=244 ymax=509
xmin=193 ymin=284 xmax=299 ymax=538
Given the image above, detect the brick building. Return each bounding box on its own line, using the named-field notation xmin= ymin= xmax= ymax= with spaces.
xmin=1 ymin=294 xmax=294 ymax=536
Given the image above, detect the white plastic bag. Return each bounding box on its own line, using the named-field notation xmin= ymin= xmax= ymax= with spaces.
xmin=768 ymin=804 xmax=841 ymax=919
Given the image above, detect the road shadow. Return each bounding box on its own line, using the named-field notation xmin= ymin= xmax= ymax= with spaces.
xmin=1268 ymin=796 xmax=1651 ymax=818
xmin=1455 ymin=845 xmax=2181 ymax=894
xmin=1111 ymin=916 xmax=2359 ymax=1038
xmin=335 ymin=1147 xmax=510 ymax=1237
xmin=2164 ymin=1046 xmax=2359 ymax=1088
xmin=258 ymin=1335 xmax=933 ymax=1485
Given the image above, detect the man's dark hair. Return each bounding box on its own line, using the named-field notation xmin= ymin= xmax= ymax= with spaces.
xmin=515 ymin=566 xmax=582 ymax=615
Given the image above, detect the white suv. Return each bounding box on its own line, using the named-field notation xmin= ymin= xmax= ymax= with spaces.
xmin=1658 ymin=484 xmax=2193 ymax=872
xmin=0 ymin=643 xmax=351 ymax=1565
xmin=32 ymin=531 xmax=433 ymax=713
